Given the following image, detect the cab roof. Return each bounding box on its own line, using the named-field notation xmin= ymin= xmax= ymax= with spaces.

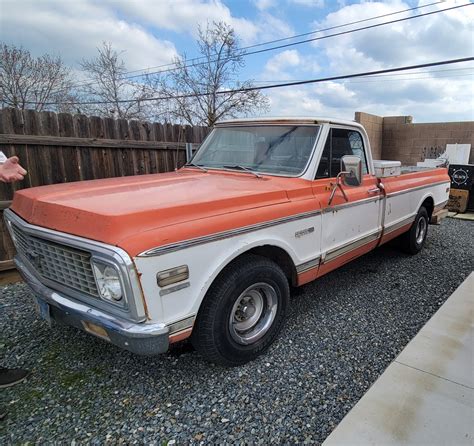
xmin=216 ymin=116 xmax=365 ymax=130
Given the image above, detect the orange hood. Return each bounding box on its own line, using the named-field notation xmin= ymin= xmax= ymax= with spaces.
xmin=11 ymin=169 xmax=293 ymax=252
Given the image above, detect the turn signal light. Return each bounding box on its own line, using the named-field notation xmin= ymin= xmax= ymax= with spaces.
xmin=157 ymin=265 xmax=189 ymax=287
xmin=82 ymin=321 xmax=110 ymax=341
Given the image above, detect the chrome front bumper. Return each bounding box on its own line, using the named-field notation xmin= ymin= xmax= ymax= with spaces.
xmin=15 ymin=256 xmax=170 ymax=355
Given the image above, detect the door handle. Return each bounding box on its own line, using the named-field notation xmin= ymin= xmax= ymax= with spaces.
xmin=367 ymin=187 xmax=380 ymax=194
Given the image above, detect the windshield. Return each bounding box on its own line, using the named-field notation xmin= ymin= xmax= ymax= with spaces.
xmin=191 ymin=125 xmax=320 ymax=176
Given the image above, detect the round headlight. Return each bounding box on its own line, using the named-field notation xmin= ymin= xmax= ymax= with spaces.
xmin=92 ymin=261 xmax=124 ymax=302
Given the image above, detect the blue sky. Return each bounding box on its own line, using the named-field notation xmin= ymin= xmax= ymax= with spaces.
xmin=0 ymin=0 xmax=473 ymax=122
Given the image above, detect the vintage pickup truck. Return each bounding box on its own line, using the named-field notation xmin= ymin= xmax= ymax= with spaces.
xmin=5 ymin=117 xmax=450 ymax=365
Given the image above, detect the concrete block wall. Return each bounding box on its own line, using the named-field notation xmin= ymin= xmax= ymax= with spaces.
xmin=354 ymin=112 xmax=383 ymax=160
xmin=355 ymin=112 xmax=474 ymax=165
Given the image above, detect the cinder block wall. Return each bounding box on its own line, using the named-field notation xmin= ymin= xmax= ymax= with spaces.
xmin=355 ymin=112 xmax=474 ymax=165
xmin=354 ymin=112 xmax=383 ymax=160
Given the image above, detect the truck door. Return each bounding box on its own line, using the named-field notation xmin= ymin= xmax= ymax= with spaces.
xmin=313 ymin=126 xmax=382 ymax=276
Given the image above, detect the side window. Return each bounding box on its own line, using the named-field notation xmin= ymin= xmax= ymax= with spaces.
xmin=347 ymin=131 xmax=368 ymax=174
xmin=315 ymin=128 xmax=368 ymax=179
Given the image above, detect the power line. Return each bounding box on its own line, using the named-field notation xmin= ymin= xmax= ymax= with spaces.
xmin=53 ymin=0 xmax=453 ymax=93
xmin=245 ymin=67 xmax=474 ymax=84
xmin=337 ymin=72 xmax=474 ymax=84
xmin=34 ymin=57 xmax=474 ymax=106
xmin=121 ymin=3 xmax=472 ymax=80
xmin=234 ymin=71 xmax=474 ymax=87
xmin=121 ymin=0 xmax=445 ymax=77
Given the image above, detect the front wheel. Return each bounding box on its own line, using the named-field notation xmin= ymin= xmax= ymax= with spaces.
xmin=191 ymin=254 xmax=289 ymax=366
xmin=400 ymin=206 xmax=429 ymax=255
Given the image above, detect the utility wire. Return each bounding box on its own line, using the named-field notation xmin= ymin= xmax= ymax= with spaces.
xmin=52 ymin=0 xmax=452 ymax=93
xmin=122 ymin=0 xmax=445 ymax=76
xmin=242 ymin=67 xmax=474 ymax=84
xmin=120 ymin=3 xmax=472 ymax=80
xmin=337 ymin=71 xmax=474 ymax=84
xmin=33 ymin=57 xmax=474 ymax=106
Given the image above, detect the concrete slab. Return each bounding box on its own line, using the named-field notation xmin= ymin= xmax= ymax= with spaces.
xmin=397 ymin=273 xmax=473 ymax=388
xmin=324 ymin=273 xmax=474 ymax=446
xmin=452 ymin=212 xmax=474 ymax=221
xmin=324 ymin=362 xmax=473 ymax=445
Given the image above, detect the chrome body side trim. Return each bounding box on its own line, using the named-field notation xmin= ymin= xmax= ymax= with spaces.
xmin=324 ymin=230 xmax=381 ymax=263
xmin=323 ymin=195 xmax=381 ymax=213
xmin=383 ymin=214 xmax=416 ymax=234
xmin=434 ymin=199 xmax=448 ymax=210
xmin=139 ymin=209 xmax=323 ymax=257
xmin=15 ymin=256 xmax=169 ymax=355
xmin=4 ymin=209 xmax=146 ymax=322
xmin=159 ymin=282 xmax=190 ymax=297
xmin=296 ymin=257 xmax=321 ymax=273
xmin=386 ymin=181 xmax=450 ymax=198
xmin=168 ymin=315 xmax=195 ymax=335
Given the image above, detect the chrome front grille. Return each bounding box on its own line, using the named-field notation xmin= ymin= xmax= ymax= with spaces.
xmin=11 ymin=223 xmax=99 ymax=297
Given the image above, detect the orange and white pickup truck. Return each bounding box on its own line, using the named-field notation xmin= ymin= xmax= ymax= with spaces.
xmin=5 ymin=117 xmax=450 ymax=365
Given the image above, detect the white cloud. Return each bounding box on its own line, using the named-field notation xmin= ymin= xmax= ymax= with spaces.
xmin=265 ymin=50 xmax=302 ymax=74
xmin=254 ymin=0 xmax=277 ymax=11
xmin=102 ymin=0 xmax=294 ymax=46
xmin=262 ymin=73 xmax=474 ymax=122
xmin=261 ymin=1 xmax=474 ymax=121
xmin=1 ymin=0 xmax=471 ymax=122
xmin=106 ymin=0 xmax=261 ymax=44
xmin=256 ymin=13 xmax=294 ymax=42
xmin=263 ymin=50 xmax=320 ymax=80
xmin=0 ymin=0 xmax=178 ymax=70
xmin=290 ymin=0 xmax=325 ymax=7
xmin=312 ymin=81 xmax=357 ymax=109
xmin=311 ymin=1 xmax=473 ymax=70
xmin=265 ymin=87 xmax=325 ymax=116
xmin=0 ymin=0 xmax=295 ymax=75
xmin=346 ymin=75 xmax=474 ymax=121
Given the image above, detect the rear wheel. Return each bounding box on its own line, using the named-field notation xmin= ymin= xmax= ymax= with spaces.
xmin=400 ymin=206 xmax=429 ymax=255
xmin=191 ymin=254 xmax=289 ymax=366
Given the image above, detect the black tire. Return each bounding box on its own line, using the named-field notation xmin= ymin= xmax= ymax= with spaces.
xmin=191 ymin=254 xmax=289 ymax=366
xmin=400 ymin=206 xmax=429 ymax=255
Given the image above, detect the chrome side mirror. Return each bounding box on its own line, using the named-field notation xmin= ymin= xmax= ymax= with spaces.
xmin=341 ymin=155 xmax=362 ymax=187
xmin=328 ymin=155 xmax=363 ymax=205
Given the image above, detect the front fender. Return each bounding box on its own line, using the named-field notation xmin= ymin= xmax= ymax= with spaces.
xmin=133 ymin=215 xmax=321 ymax=326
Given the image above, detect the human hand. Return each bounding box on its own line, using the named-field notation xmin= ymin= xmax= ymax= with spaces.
xmin=0 ymin=156 xmax=27 ymax=183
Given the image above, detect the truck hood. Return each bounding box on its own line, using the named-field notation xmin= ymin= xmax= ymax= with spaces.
xmin=11 ymin=169 xmax=290 ymax=249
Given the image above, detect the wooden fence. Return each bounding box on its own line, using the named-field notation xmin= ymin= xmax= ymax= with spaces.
xmin=0 ymin=108 xmax=210 ymax=269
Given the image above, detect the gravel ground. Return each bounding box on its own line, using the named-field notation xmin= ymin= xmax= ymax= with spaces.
xmin=1 ymin=218 xmax=473 ymax=444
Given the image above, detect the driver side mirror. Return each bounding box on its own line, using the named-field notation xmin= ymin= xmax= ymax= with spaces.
xmin=341 ymin=155 xmax=362 ymax=187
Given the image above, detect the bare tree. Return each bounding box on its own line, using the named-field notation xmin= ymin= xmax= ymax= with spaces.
xmin=160 ymin=22 xmax=268 ymax=126
xmin=79 ymin=42 xmax=160 ymax=120
xmin=0 ymin=43 xmax=75 ymax=111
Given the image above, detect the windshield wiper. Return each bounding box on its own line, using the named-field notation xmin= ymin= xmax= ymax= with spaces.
xmin=184 ymin=163 xmax=208 ymax=172
xmin=222 ymin=165 xmax=262 ymax=178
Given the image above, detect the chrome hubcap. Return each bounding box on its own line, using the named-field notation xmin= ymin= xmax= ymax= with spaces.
xmin=229 ymin=283 xmax=278 ymax=345
xmin=416 ymin=217 xmax=427 ymax=245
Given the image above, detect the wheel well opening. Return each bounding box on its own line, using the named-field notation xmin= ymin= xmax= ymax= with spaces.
xmin=245 ymin=245 xmax=297 ymax=286
xmin=422 ymin=197 xmax=434 ymax=218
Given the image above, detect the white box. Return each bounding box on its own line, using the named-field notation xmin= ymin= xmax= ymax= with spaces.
xmin=445 ymin=144 xmax=471 ymax=165
xmin=373 ymin=160 xmax=401 ymax=178
xmin=417 ymin=159 xmax=446 ymax=168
